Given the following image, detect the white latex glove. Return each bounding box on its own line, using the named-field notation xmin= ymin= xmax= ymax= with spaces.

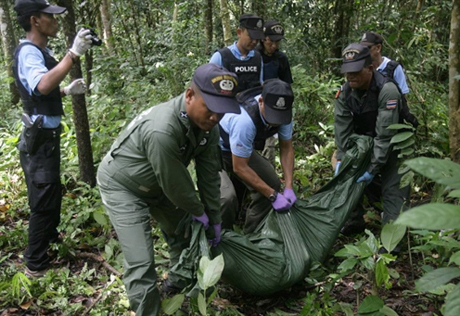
xmin=69 ymin=29 xmax=92 ymax=56
xmin=63 ymin=78 xmax=86 ymax=95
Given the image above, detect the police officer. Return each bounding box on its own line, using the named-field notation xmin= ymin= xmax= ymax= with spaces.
xmin=210 ymin=13 xmax=264 ymax=92
xmin=359 ymin=32 xmax=409 ymax=94
xmin=219 ymin=79 xmax=296 ymax=234
xmin=97 ymin=64 xmax=240 ymax=316
xmin=257 ymin=20 xmax=293 ymax=165
xmin=334 ymin=43 xmax=410 ymax=233
xmin=13 ymin=0 xmax=95 ymax=278
xmin=258 ymin=20 xmax=293 ymax=83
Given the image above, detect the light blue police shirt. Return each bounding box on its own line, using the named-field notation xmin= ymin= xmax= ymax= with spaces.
xmin=219 ymin=95 xmax=293 ymax=158
xmin=378 ymin=56 xmax=410 ymax=94
xmin=210 ymin=41 xmax=264 ymax=84
xmin=17 ymin=39 xmax=61 ymax=128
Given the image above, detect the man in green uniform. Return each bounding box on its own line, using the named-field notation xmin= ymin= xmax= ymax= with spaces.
xmin=97 ymin=63 xmax=240 ymax=316
xmin=334 ymin=43 xmax=410 ymax=234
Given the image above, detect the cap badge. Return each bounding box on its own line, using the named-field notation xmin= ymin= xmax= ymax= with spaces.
xmin=220 ymin=79 xmax=234 ymax=91
xmin=343 ymin=49 xmax=360 ymax=60
xmin=361 ymin=34 xmax=367 ymax=42
xmin=274 ymin=97 xmax=286 ymax=109
xmin=272 ymin=25 xmax=283 ymax=34
xmin=257 ymin=20 xmax=263 ymax=28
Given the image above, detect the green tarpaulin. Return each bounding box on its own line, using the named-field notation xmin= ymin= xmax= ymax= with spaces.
xmin=172 ymin=135 xmax=372 ymax=295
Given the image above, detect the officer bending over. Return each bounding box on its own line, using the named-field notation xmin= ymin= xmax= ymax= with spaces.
xmin=220 ymin=79 xmax=296 ymax=234
xmin=97 ymin=64 xmax=240 ymax=316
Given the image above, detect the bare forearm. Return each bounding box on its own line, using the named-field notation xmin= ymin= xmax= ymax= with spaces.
xmin=37 ymin=53 xmax=74 ymax=95
xmin=280 ymin=140 xmax=294 ymax=188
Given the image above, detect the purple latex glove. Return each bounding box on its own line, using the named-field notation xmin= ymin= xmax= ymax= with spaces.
xmin=209 ymin=223 xmax=222 ymax=247
xmin=283 ymin=188 xmax=297 ymax=207
xmin=272 ymin=193 xmax=291 ymax=212
xmin=192 ymin=212 xmax=209 ymax=230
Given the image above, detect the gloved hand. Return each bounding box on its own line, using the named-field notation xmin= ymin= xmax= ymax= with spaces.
xmin=283 ymin=188 xmax=297 ymax=207
xmin=357 ymin=171 xmax=375 ymax=185
xmin=69 ymin=28 xmax=93 ymax=56
xmin=63 ymin=78 xmax=86 ymax=96
xmin=209 ymin=223 xmax=222 ymax=247
xmin=272 ymin=193 xmax=291 ymax=212
xmin=192 ymin=212 xmax=209 ymax=230
xmin=334 ymin=161 xmax=342 ymax=177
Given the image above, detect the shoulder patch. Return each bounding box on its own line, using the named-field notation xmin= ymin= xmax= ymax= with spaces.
xmin=386 ymin=99 xmax=397 ymax=110
xmin=335 ymin=88 xmax=341 ymax=99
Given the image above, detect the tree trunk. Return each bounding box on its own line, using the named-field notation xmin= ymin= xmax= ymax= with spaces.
xmin=219 ymin=0 xmax=233 ymax=46
xmin=449 ymin=0 xmax=460 ymax=163
xmin=57 ymin=0 xmax=96 ymax=186
xmin=0 ymin=0 xmax=20 ymax=105
xmin=205 ymin=0 xmax=213 ymax=54
xmin=100 ymin=0 xmax=115 ymax=53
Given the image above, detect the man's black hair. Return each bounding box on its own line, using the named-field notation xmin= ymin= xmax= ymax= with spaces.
xmin=17 ymin=11 xmax=41 ymax=32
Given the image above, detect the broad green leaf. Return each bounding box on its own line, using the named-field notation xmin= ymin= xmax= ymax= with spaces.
xmin=357 ymin=242 xmax=375 ymax=258
xmin=393 ymin=137 xmax=415 ymax=150
xmin=344 ymin=244 xmax=363 ymax=257
xmin=448 ymin=189 xmax=460 ymax=199
xmin=358 ymin=295 xmax=384 ymax=313
xmin=199 ymin=254 xmax=224 ymax=289
xmin=93 ymin=211 xmax=108 ymax=226
xmin=365 ymin=229 xmax=379 ymax=253
xmin=428 ymin=283 xmax=456 ymax=295
xmin=338 ymin=258 xmax=358 ymax=271
xmin=390 ymin=131 xmax=413 ymax=144
xmin=361 ymin=256 xmax=375 ymax=270
xmin=381 ymin=223 xmax=406 ymax=253
xmin=375 ymin=259 xmax=389 ymax=287
xmin=449 ymin=251 xmax=460 ymax=266
xmin=387 ymin=123 xmax=415 ymax=131
xmin=400 ymin=171 xmax=414 ymax=188
xmin=404 ymin=157 xmax=460 ymax=188
xmin=198 ymin=292 xmax=207 ymax=316
xmin=444 ymin=283 xmax=460 ymax=316
xmin=161 ymin=294 xmax=185 ymax=315
xmin=415 ymin=267 xmax=460 ymax=292
xmin=335 ymin=247 xmax=351 ymax=258
xmin=398 ymin=147 xmax=414 ymax=158
xmin=395 ymin=204 xmax=460 ymax=229
xmin=380 ymin=305 xmax=399 ymax=316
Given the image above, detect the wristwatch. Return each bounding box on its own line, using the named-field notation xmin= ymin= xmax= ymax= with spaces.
xmin=268 ymin=190 xmax=278 ymax=202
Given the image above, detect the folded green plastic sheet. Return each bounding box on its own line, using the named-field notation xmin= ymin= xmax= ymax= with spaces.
xmin=171 ymin=135 xmax=373 ymax=296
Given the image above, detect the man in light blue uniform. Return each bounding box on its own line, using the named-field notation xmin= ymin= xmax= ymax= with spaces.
xmin=219 ymin=79 xmax=296 ymax=233
xmin=360 ymin=32 xmax=409 ymax=94
xmin=210 ymin=13 xmax=264 ymax=92
xmin=12 ymin=0 xmax=94 ymax=278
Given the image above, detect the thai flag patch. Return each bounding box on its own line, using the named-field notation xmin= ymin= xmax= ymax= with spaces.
xmin=386 ymin=99 xmax=397 ymax=110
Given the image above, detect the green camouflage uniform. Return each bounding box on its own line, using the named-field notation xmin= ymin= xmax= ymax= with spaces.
xmin=334 ymin=73 xmax=410 ymax=224
xmin=97 ymin=94 xmax=222 ymax=315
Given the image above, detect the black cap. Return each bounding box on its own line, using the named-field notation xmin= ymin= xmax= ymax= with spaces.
xmin=192 ymin=64 xmax=240 ymax=114
xmin=340 ymin=43 xmax=370 ymax=73
xmin=239 ymin=14 xmax=264 ymax=40
xmin=360 ymin=32 xmax=384 ymax=47
xmin=264 ymin=20 xmax=284 ymax=41
xmin=261 ymin=79 xmax=294 ymax=125
xmin=14 ymin=0 xmax=66 ymax=16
